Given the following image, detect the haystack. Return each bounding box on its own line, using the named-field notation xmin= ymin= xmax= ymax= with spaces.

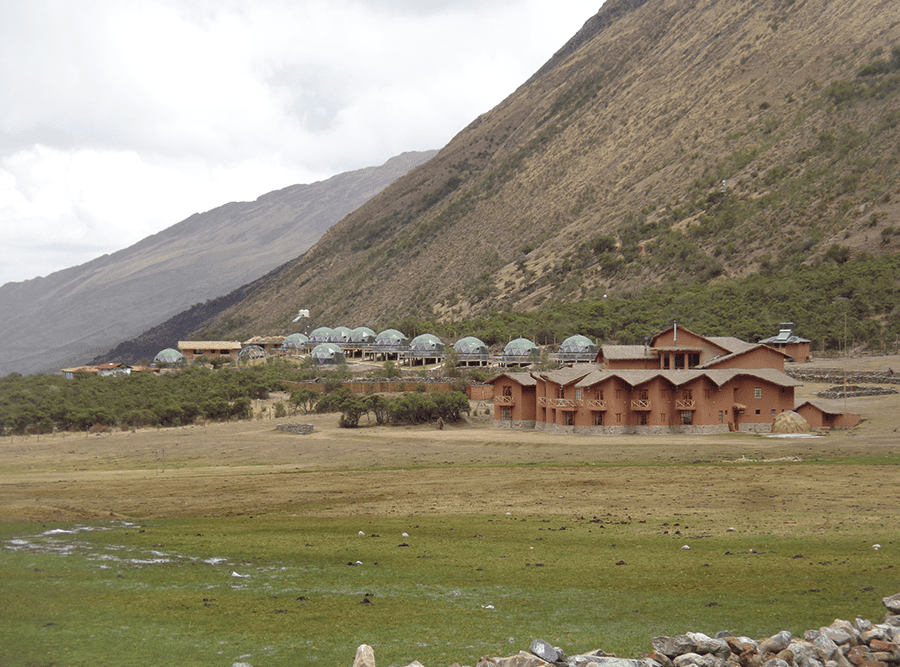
xmin=772 ymin=410 xmax=809 ymax=433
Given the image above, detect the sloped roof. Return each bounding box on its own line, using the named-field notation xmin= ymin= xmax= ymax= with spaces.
xmin=795 ymin=398 xmax=846 ymax=415
xmin=488 ymin=371 xmax=537 ymax=386
xmin=599 ymin=344 xmax=653 ymax=360
xmin=697 ymin=343 xmax=790 ymax=369
xmin=575 ymin=368 xmax=802 ymax=389
xmin=178 ymin=341 xmax=241 ymax=350
xmin=706 ymin=337 xmax=757 ymax=355
xmin=539 ymin=365 xmax=600 ymax=386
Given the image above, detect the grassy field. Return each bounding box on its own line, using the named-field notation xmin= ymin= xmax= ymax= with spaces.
xmin=1 ymin=371 xmax=898 ymax=667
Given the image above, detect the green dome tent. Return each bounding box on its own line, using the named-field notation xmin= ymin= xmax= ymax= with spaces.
xmin=310 ymin=343 xmax=346 ymax=365
xmin=557 ymin=334 xmax=598 ymax=362
xmin=503 ymin=337 xmax=540 ymax=365
xmin=153 ymin=348 xmax=185 ymax=366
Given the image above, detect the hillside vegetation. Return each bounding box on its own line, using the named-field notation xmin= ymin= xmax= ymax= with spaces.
xmin=192 ymin=0 xmax=900 ymax=348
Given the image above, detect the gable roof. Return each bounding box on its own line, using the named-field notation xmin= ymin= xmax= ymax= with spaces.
xmin=487 ymin=371 xmax=537 ymax=387
xmin=574 ymin=368 xmax=802 ymax=389
xmin=538 ymin=365 xmax=600 ymax=386
xmin=599 ymin=344 xmax=653 ymax=360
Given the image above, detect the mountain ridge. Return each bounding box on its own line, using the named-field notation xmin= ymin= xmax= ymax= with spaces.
xmin=0 ymin=150 xmax=436 ymax=375
xmin=190 ymin=0 xmax=900 ymax=340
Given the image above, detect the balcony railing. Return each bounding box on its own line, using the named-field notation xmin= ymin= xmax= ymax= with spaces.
xmin=495 ymin=395 xmax=515 ymax=406
xmin=585 ymin=399 xmax=606 ymax=410
xmin=675 ymin=399 xmax=696 ymax=410
xmin=631 ymin=399 xmax=651 ymax=410
xmin=538 ymin=397 xmax=578 ymax=408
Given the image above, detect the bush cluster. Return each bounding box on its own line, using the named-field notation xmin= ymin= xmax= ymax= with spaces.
xmin=291 ymin=387 xmax=470 ymax=429
xmin=0 ymin=363 xmax=289 ymax=435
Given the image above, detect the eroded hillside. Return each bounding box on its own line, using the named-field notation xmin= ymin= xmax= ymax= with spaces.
xmin=198 ymin=0 xmax=900 ymax=338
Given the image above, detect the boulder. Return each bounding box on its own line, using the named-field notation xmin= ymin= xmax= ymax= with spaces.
xmin=492 ymin=651 xmax=551 ymax=667
xmin=883 ymin=595 xmax=900 ymax=614
xmin=653 ymin=636 xmax=699 ymax=658
xmin=353 ymin=644 xmax=377 ymax=667
xmin=530 ymin=640 xmax=559 ymax=664
xmin=760 ymin=632 xmax=793 ymax=655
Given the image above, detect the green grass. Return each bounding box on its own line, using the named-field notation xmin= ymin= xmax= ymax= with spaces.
xmin=1 ymin=514 xmax=895 ymax=667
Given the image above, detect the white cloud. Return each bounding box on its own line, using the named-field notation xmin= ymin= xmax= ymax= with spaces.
xmin=0 ymin=0 xmax=599 ymax=285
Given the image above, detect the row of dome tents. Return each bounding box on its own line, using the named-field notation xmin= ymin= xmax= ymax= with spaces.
xmin=154 ymin=332 xmax=599 ymax=368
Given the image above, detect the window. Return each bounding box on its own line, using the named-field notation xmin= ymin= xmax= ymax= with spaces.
xmin=660 ymin=412 xmax=666 ymax=423
xmin=557 ymin=386 xmax=564 ymax=398
xmin=771 ymin=409 xmax=776 ymax=415
xmin=755 ymin=409 xmax=761 ymax=415
xmin=502 ymin=386 xmax=512 ymax=397
xmin=501 ymin=407 xmax=512 ymax=421
xmin=638 ymin=413 xmax=648 ymax=425
xmin=616 ymin=413 xmax=623 ymax=423
xmin=575 ymin=388 xmax=582 ymax=401
xmin=719 ymin=411 xmax=724 ymax=423
xmin=683 ymin=389 xmax=693 ymax=400
xmin=681 ymin=411 xmax=693 ymax=425
xmin=593 ymin=413 xmax=604 ymax=426
xmin=754 ymin=387 xmax=762 ymax=399
xmin=563 ymin=412 xmax=573 ymax=426
xmin=598 ymin=389 xmax=604 ymax=400
xmin=615 ymin=389 xmax=623 ymax=399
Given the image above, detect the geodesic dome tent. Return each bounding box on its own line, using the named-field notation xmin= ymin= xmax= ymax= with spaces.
xmin=281 ymin=333 xmax=309 ymax=351
xmin=310 ymin=343 xmax=346 ymax=365
xmin=409 ymin=333 xmax=445 ymax=355
xmin=503 ymin=337 xmax=540 ymax=365
xmin=453 ymin=336 xmax=489 ymax=364
xmin=557 ymin=334 xmax=598 ymax=362
xmin=309 ymin=326 xmax=334 ymax=344
xmin=238 ymin=345 xmax=269 ymax=362
xmin=153 ymin=348 xmax=185 ymax=366
xmin=329 ymin=326 xmax=354 ymax=344
xmin=349 ymin=326 xmax=376 ymax=345
xmin=372 ymin=328 xmax=409 ymax=353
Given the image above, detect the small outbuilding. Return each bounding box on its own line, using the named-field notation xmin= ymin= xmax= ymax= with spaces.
xmin=795 ymin=399 xmax=862 ymax=430
xmin=310 ymin=343 xmax=346 ymax=365
xmin=759 ymin=322 xmax=812 ymax=363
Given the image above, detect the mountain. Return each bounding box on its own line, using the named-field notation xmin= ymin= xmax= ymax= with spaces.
xmin=0 ymin=151 xmax=436 ymax=376
xmin=189 ymin=0 xmax=900 ymax=341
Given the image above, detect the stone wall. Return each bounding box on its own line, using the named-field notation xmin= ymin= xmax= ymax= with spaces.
xmin=274 ymin=423 xmax=314 ymax=435
xmin=340 ymin=592 xmax=900 ymax=667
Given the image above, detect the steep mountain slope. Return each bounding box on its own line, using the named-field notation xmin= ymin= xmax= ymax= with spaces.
xmin=0 ymin=151 xmax=436 ymax=375
xmin=196 ymin=0 xmax=900 ymax=340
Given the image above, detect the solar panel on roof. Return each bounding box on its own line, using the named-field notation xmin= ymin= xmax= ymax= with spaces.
xmin=774 ymin=329 xmax=791 ymax=342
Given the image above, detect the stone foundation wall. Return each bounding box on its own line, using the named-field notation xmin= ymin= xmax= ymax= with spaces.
xmin=494 ymin=419 xmax=536 ymax=430
xmin=275 ymin=423 xmax=314 ymax=435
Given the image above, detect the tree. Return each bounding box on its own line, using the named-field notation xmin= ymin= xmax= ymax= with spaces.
xmin=290 ymin=388 xmax=320 ymax=414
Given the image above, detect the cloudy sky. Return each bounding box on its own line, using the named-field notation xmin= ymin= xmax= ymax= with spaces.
xmin=0 ymin=1 xmax=599 ymax=286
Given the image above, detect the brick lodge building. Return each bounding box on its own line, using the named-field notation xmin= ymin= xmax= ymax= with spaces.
xmin=489 ymin=325 xmax=804 ymax=435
